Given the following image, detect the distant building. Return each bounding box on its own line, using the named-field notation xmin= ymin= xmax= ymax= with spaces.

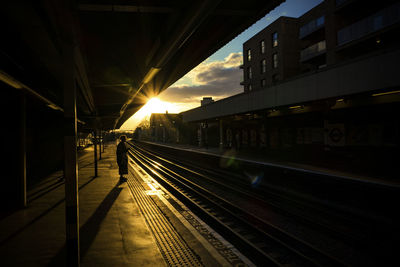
xmin=201 ymin=97 xmax=214 ymax=106
xmin=150 ymin=112 xmax=181 ymax=143
xmin=149 ymin=112 xmax=198 ymax=144
xmin=241 ymin=16 xmax=300 ymax=92
xmin=182 ymin=0 xmax=400 ymax=175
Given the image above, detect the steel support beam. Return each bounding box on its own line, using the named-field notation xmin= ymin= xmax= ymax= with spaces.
xmin=94 ymin=129 xmax=98 ymax=178
xmin=101 ymin=131 xmax=105 ymax=153
xmin=19 ymin=91 xmax=27 ymax=208
xmin=99 ymin=130 xmax=102 ymax=160
xmin=63 ymin=41 xmax=80 ymax=267
xmin=219 ymin=119 xmax=224 ymax=151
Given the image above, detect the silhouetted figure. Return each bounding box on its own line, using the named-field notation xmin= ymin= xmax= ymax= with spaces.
xmin=116 ymin=135 xmax=128 ymax=182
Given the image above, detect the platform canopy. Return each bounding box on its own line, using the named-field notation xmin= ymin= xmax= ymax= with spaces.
xmin=1 ymin=0 xmax=283 ymax=130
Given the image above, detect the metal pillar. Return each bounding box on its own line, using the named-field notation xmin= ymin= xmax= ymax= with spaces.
xmin=219 ymin=119 xmax=224 ymax=151
xmin=19 ymin=91 xmax=27 ymax=208
xmin=101 ymin=131 xmax=105 ymax=153
xmin=101 ymin=131 xmax=103 ymax=152
xmin=99 ymin=130 xmax=102 ymax=160
xmin=198 ymin=124 xmax=202 ymax=147
xmin=162 ymin=126 xmax=166 ymax=143
xmin=93 ymin=129 xmax=98 ymax=177
xmin=63 ymin=42 xmax=80 ymax=266
xmin=204 ymin=122 xmax=208 ymax=149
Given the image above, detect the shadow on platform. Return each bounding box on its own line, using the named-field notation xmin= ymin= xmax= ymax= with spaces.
xmin=47 ymin=183 xmax=123 ymax=266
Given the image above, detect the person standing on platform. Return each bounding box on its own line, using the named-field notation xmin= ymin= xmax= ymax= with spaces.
xmin=116 ymin=135 xmax=128 ymax=182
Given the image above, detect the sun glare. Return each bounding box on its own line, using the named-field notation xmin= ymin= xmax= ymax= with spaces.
xmin=140 ymin=97 xmax=176 ymax=115
xmin=120 ymin=97 xmax=180 ymax=130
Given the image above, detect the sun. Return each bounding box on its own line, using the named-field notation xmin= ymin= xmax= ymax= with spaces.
xmin=120 ymin=97 xmax=178 ymax=130
xmin=139 ymin=97 xmax=174 ymax=115
xmin=144 ymin=98 xmax=166 ymax=113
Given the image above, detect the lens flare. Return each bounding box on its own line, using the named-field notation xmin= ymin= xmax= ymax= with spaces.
xmin=244 ymin=171 xmax=264 ymax=187
xmin=220 ymin=149 xmax=239 ymax=169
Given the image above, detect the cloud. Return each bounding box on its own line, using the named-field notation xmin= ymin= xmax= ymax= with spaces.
xmin=160 ymin=52 xmax=244 ymax=110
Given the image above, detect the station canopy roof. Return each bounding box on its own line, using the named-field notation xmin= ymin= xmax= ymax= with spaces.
xmin=1 ymin=0 xmax=283 ymax=130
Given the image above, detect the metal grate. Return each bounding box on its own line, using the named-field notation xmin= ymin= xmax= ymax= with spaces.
xmin=126 ymin=172 xmax=203 ymax=266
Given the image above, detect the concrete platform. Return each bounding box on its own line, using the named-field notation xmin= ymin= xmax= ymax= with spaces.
xmin=0 ymin=143 xmax=251 ymax=266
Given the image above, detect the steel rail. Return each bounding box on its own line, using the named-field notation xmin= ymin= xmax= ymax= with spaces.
xmin=127 ymin=141 xmax=345 ymax=267
xmin=132 ymin=142 xmax=369 ymax=245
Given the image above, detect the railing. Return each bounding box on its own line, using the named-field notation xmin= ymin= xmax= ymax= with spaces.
xmin=299 ymin=16 xmax=325 ymax=39
xmin=335 ymin=0 xmax=349 ymax=7
xmin=300 ymin=40 xmax=326 ymax=61
xmin=337 ymin=3 xmax=400 ymax=46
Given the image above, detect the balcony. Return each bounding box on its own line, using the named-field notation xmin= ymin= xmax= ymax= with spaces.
xmin=300 ymin=40 xmax=326 ymax=62
xmin=335 ymin=0 xmax=350 ymax=7
xmin=299 ymin=16 xmax=325 ymax=39
xmin=182 ymin=49 xmax=400 ymax=122
xmin=337 ymin=2 xmax=400 ymax=46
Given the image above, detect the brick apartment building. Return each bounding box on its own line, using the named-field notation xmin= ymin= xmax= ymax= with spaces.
xmin=242 ymin=0 xmax=400 ymax=92
xmin=181 ymin=0 xmax=400 ymax=177
xmin=241 ymin=16 xmax=300 ymax=91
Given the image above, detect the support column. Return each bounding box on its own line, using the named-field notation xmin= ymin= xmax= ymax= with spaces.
xmin=219 ymin=119 xmax=224 ymax=151
xmin=63 ymin=42 xmax=80 ymax=266
xmin=162 ymin=126 xmax=166 ymax=143
xmin=198 ymin=124 xmax=202 ymax=147
xmin=93 ymin=129 xmax=98 ymax=177
xmin=99 ymin=130 xmax=102 ymax=160
xmin=101 ymin=131 xmax=105 ymax=153
xmin=19 ymin=91 xmax=27 ymax=208
xmin=204 ymin=122 xmax=208 ymax=149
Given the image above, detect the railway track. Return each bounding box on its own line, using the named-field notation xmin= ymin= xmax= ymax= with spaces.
xmin=126 ymin=141 xmax=346 ymax=267
xmin=131 ymin=143 xmax=372 ymax=246
xmin=131 ymin=142 xmax=399 ymax=252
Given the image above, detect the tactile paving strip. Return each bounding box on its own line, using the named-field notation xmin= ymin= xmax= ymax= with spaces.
xmin=126 ymin=171 xmax=203 ymax=266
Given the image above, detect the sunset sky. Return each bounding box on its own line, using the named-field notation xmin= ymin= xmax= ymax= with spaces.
xmin=121 ymin=0 xmax=323 ymax=130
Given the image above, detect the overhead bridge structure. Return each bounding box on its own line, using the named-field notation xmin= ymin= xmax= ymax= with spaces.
xmin=1 ymin=0 xmax=284 ymax=265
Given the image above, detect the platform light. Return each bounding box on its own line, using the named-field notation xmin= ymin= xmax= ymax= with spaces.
xmin=289 ymin=105 xmax=302 ymax=110
xmin=142 ymin=67 xmax=161 ymax=84
xmin=372 ymin=90 xmax=400 ymax=97
xmin=0 ymin=70 xmax=23 ymax=89
xmin=336 ymin=98 xmax=344 ymax=102
xmin=47 ymin=103 xmax=63 ymax=111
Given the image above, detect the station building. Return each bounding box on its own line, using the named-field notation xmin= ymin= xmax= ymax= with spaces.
xmin=147 ymin=112 xmax=198 ymax=145
xmin=181 ymin=0 xmax=400 ymax=175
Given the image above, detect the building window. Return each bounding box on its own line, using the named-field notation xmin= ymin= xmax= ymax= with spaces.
xmin=272 ymin=53 xmax=278 ymax=69
xmin=316 ymin=16 xmax=325 ymax=27
xmin=272 ymin=74 xmax=279 ymax=84
xmin=299 ymin=15 xmax=325 ymax=38
xmin=260 ymin=40 xmax=265 ymax=54
xmin=248 ymin=84 xmax=252 ymax=91
xmin=261 ymin=59 xmax=266 ymax=73
xmin=261 ymin=79 xmax=266 ymax=88
xmin=247 ymin=67 xmax=252 ymax=79
xmin=272 ymin=32 xmax=278 ymax=47
xmin=247 ymin=49 xmax=252 ymax=61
